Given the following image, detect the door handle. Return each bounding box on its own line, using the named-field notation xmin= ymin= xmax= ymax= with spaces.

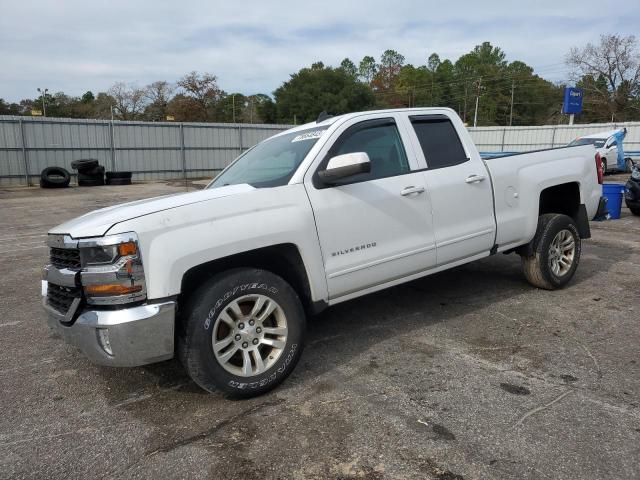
xmin=400 ymin=185 xmax=425 ymax=196
xmin=465 ymin=174 xmax=486 ymax=184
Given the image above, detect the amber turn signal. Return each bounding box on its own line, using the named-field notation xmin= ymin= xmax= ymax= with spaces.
xmin=83 ymin=284 xmax=143 ymax=296
xmin=117 ymin=241 xmax=137 ymax=257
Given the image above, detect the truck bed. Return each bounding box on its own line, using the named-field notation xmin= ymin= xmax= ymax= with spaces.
xmin=483 ymin=144 xmax=600 ymax=252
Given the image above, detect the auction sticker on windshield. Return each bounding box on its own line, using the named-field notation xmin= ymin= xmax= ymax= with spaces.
xmin=291 ymin=130 xmax=326 ymax=142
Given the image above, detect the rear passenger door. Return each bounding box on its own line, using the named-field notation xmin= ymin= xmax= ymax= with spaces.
xmin=406 ymin=114 xmax=495 ymax=265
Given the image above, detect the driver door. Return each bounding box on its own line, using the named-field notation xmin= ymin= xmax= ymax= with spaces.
xmin=304 ymin=115 xmax=437 ymax=300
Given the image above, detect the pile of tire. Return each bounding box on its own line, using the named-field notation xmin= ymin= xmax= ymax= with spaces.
xmin=106 ymin=171 xmax=132 ymax=186
xmin=71 ymin=159 xmax=105 ymax=186
xmin=40 ymin=167 xmax=71 ymax=188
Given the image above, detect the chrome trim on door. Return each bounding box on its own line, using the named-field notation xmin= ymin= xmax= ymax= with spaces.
xmin=327 ymin=244 xmax=436 ymax=279
xmin=437 ymin=228 xmax=495 ymax=248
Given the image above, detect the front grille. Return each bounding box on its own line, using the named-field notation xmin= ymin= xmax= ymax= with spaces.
xmin=50 ymin=247 xmax=81 ymax=269
xmin=47 ymin=283 xmax=81 ymax=315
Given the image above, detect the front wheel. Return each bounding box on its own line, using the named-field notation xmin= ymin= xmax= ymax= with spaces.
xmin=520 ymin=214 xmax=581 ymax=290
xmin=178 ymin=268 xmax=305 ymax=397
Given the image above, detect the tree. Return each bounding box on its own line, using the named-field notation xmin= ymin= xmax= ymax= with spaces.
xmin=567 ymin=34 xmax=640 ymax=122
xmin=256 ymin=96 xmax=277 ymax=123
xmin=144 ymin=81 xmax=175 ymax=121
xmin=176 ymin=71 xmax=223 ymax=121
xmin=358 ymin=55 xmax=377 ymax=85
xmin=108 ymin=82 xmax=147 ymax=120
xmin=245 ymin=94 xmax=273 ymax=123
xmin=427 ymin=53 xmax=441 ymax=72
xmin=81 ymin=91 xmax=95 ymax=103
xmin=339 ymin=58 xmax=358 ymax=78
xmin=273 ymin=63 xmax=374 ymax=124
xmin=218 ymin=93 xmax=247 ymax=122
xmin=373 ymin=49 xmax=405 ymax=92
xmin=0 ymin=98 xmax=22 ymax=115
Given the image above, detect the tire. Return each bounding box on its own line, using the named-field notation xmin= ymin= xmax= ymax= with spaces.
xmin=626 ymin=201 xmax=640 ymax=216
xmin=79 ymin=165 xmax=105 ymax=176
xmin=78 ymin=171 xmax=104 ymax=181
xmin=625 ymin=158 xmax=634 ymax=173
xmin=520 ymin=214 xmax=581 ymax=290
xmin=106 ymin=177 xmax=132 ymax=185
xmin=178 ymin=268 xmax=306 ymax=398
xmin=77 ymin=176 xmax=104 ymax=187
xmin=40 ymin=167 xmax=71 ymax=188
xmin=71 ymin=159 xmax=99 ymax=171
xmin=106 ymin=171 xmax=132 ymax=180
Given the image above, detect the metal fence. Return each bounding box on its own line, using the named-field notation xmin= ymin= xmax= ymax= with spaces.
xmin=468 ymin=121 xmax=640 ymax=157
xmin=1 ymin=115 xmax=639 ymax=186
xmin=0 ymin=116 xmax=292 ymax=186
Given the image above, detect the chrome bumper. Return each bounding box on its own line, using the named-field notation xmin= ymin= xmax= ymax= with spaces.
xmin=42 ymin=281 xmax=175 ymax=367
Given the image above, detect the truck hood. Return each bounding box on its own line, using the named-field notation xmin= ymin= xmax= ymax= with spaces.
xmin=49 ymin=184 xmax=255 ymax=238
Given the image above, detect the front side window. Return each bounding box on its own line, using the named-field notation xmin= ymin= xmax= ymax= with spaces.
xmin=317 ymin=119 xmax=410 ymax=186
xmin=410 ymin=115 xmax=468 ymax=169
xmin=209 ymin=127 xmax=326 ymax=188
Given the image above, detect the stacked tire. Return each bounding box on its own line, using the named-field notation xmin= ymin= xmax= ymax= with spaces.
xmin=71 ymin=159 xmax=104 ymax=186
xmin=106 ymin=171 xmax=132 ymax=186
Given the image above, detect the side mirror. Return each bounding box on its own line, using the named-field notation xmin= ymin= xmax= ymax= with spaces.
xmin=318 ymin=152 xmax=371 ymax=184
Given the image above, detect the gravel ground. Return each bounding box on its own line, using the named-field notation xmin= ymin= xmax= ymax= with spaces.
xmin=0 ymin=177 xmax=638 ymax=480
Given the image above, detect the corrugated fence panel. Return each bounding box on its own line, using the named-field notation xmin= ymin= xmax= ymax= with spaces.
xmin=468 ymin=121 xmax=640 ymax=155
xmin=2 ymin=115 xmax=638 ymax=186
xmin=0 ymin=116 xmax=292 ymax=186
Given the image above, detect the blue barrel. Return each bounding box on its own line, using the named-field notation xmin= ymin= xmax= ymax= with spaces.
xmin=602 ymin=183 xmax=625 ymax=219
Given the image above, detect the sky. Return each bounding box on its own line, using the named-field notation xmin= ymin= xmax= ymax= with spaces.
xmin=1 ymin=0 xmax=639 ymax=102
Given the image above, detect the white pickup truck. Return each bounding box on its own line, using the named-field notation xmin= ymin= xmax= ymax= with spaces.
xmin=42 ymin=108 xmax=605 ymax=397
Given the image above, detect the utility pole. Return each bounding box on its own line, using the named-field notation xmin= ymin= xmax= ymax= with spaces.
xmin=509 ymin=80 xmax=515 ymax=126
xmin=430 ymin=74 xmax=434 ymax=105
xmin=231 ymin=94 xmax=236 ymax=123
xmin=463 ymin=83 xmax=468 ymax=123
xmin=37 ymin=87 xmax=48 ymax=116
xmin=473 ymin=77 xmax=482 ymax=127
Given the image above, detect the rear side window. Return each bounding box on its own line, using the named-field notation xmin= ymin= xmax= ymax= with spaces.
xmin=410 ymin=115 xmax=468 ymax=169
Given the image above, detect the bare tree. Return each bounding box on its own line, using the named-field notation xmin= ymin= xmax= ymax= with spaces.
xmin=144 ymin=81 xmax=175 ymax=120
xmin=176 ymin=72 xmax=223 ymax=121
xmin=108 ymin=82 xmax=147 ymax=120
xmin=567 ymin=34 xmax=640 ymax=118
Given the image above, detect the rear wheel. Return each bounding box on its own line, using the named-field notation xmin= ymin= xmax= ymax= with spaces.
xmin=521 ymin=214 xmax=581 ymax=290
xmin=625 ymin=158 xmax=634 ymax=173
xmin=627 ymin=202 xmax=640 ymax=216
xmin=178 ymin=268 xmax=305 ymax=397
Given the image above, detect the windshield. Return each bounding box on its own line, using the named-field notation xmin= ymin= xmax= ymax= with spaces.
xmin=568 ymin=138 xmax=606 ymax=148
xmin=209 ymin=127 xmax=327 ymax=188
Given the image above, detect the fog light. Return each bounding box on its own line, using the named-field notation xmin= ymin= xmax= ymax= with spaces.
xmin=96 ymin=328 xmax=113 ymax=356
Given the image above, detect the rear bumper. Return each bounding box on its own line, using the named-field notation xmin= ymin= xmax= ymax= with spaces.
xmin=43 ymin=281 xmax=175 ymax=367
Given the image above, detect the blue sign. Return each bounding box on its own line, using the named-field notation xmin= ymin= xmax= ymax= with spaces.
xmin=563 ymin=87 xmax=583 ymax=114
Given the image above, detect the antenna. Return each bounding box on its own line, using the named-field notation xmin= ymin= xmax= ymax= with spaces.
xmin=317 ymin=111 xmax=333 ymax=123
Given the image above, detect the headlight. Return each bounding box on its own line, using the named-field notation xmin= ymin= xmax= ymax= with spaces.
xmin=79 ymin=233 xmax=146 ymax=305
xmin=79 ymin=244 xmax=118 ymax=266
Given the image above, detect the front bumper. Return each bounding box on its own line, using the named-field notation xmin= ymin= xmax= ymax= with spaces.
xmin=43 ymin=281 xmax=175 ymax=367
